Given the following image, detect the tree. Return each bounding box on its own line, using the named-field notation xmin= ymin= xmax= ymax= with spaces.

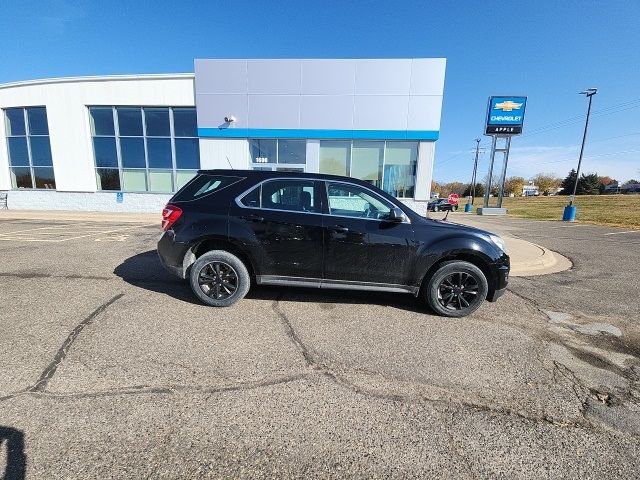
xmin=532 ymin=173 xmax=562 ymax=195
xmin=559 ymin=169 xmax=578 ymax=195
xmin=623 ymin=179 xmax=639 ymax=187
xmin=463 ymin=183 xmax=484 ymax=198
xmin=504 ymin=176 xmax=526 ymax=196
xmin=431 ymin=180 xmax=442 ymax=194
xmin=441 ymin=181 xmax=466 ymax=196
xmin=578 ymin=173 xmax=601 ymax=195
xmin=560 ymin=170 xmax=601 ymax=195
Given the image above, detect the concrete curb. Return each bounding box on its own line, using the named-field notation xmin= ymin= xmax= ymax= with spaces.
xmin=504 ymin=237 xmax=572 ymax=277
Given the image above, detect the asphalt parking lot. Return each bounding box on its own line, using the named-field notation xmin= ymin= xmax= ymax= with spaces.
xmin=1 ymin=214 xmax=639 ymax=479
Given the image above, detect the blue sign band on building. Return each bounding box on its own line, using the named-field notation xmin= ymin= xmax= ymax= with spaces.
xmin=198 ymin=128 xmax=440 ymax=141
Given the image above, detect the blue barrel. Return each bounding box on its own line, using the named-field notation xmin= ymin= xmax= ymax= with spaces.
xmin=464 ymin=203 xmax=473 ymax=213
xmin=563 ymin=205 xmax=577 ymax=222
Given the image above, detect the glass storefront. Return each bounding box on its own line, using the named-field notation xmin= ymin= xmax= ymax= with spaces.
xmin=319 ymin=140 xmax=418 ymax=198
xmin=90 ymin=106 xmax=200 ymax=192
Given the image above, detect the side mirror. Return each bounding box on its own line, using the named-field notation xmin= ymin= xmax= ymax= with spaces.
xmin=388 ymin=207 xmax=407 ymax=223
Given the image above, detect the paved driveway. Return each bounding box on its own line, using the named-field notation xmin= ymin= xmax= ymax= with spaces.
xmin=0 ymin=216 xmax=638 ymax=479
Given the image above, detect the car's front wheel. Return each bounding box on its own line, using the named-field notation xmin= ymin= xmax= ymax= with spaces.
xmin=423 ymin=261 xmax=488 ymax=317
xmin=189 ymin=250 xmax=250 ymax=307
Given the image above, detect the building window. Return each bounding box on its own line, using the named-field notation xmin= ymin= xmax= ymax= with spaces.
xmin=250 ymin=138 xmax=306 ymax=172
xmin=90 ymin=106 xmax=200 ymax=192
xmin=319 ymin=140 xmax=418 ymax=198
xmin=4 ymin=107 xmax=56 ymax=189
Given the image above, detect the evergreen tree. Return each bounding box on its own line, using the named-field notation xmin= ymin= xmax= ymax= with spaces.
xmin=577 ymin=173 xmax=601 ymax=195
xmin=560 ymin=169 xmax=577 ymax=195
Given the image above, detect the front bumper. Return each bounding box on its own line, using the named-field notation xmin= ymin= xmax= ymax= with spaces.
xmin=487 ymin=254 xmax=509 ymax=302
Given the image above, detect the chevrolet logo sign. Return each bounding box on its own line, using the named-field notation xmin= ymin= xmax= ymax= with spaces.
xmin=494 ymin=100 xmax=523 ymax=112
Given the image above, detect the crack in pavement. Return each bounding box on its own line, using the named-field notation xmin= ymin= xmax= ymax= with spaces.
xmin=271 ymin=294 xmax=600 ymax=430
xmin=0 ymin=272 xmax=112 ymax=281
xmin=28 ymin=294 xmax=125 ymax=393
xmin=0 ymin=373 xmax=310 ymax=401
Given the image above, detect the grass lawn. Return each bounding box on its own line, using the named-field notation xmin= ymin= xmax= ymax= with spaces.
xmin=470 ymin=195 xmax=640 ymax=229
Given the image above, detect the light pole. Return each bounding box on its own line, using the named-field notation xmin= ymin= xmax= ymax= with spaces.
xmin=564 ymin=88 xmax=597 ymax=221
xmin=465 ymin=139 xmax=481 ymax=212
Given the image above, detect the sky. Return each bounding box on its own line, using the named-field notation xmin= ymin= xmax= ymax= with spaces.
xmin=1 ymin=0 xmax=639 ymax=184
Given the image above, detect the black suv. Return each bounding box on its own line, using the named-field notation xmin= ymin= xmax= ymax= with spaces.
xmin=427 ymin=198 xmax=458 ymax=212
xmin=157 ymin=170 xmax=509 ymax=317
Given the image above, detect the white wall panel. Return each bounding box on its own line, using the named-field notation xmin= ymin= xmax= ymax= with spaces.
xmin=407 ymin=96 xmax=444 ymax=131
xmin=194 ymin=59 xmax=247 ymax=94
xmin=300 ymin=95 xmax=354 ymax=130
xmin=247 ymin=60 xmax=301 ymax=95
xmin=248 ymin=95 xmax=300 ymax=129
xmin=199 ymin=138 xmax=250 ymax=170
xmin=353 ymin=95 xmax=409 ymax=131
xmin=354 ymin=59 xmax=412 ymax=95
xmin=301 ymin=59 xmax=355 ymax=95
xmin=415 ymin=141 xmax=435 ymax=201
xmin=305 ymin=140 xmax=320 ymax=173
xmin=196 ymin=94 xmax=249 ymax=128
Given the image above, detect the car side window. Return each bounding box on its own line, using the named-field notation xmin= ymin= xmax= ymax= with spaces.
xmin=326 ymin=182 xmax=392 ymax=220
xmin=239 ymin=185 xmax=260 ymax=208
xmin=258 ymin=179 xmax=319 ymax=213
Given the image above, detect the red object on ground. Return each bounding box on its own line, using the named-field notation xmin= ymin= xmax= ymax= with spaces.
xmin=447 ymin=193 xmax=460 ymax=206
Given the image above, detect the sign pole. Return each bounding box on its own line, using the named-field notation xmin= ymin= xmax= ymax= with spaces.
xmin=496 ymin=136 xmax=512 ymax=208
xmin=479 ymin=95 xmax=526 ymax=216
xmin=483 ymin=135 xmax=497 ymax=208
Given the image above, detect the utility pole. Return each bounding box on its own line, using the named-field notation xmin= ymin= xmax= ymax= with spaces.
xmin=564 ymin=88 xmax=597 ymax=221
xmin=471 ymin=138 xmax=481 ymax=203
xmin=466 ymin=139 xmax=481 ymax=212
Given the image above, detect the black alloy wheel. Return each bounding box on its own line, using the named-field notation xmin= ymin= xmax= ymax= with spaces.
xmin=437 ymin=271 xmax=478 ymax=311
xmin=424 ymin=260 xmax=488 ymax=317
xmin=198 ymin=261 xmax=238 ymax=300
xmin=189 ymin=250 xmax=251 ymax=307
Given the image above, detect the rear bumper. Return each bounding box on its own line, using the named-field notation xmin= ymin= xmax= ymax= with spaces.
xmin=157 ymin=231 xmax=191 ymax=279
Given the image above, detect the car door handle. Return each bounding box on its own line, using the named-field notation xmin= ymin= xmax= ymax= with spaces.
xmin=328 ymin=225 xmax=349 ymax=233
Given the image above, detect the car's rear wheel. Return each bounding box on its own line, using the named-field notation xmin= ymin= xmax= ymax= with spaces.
xmin=190 ymin=250 xmax=250 ymax=307
xmin=423 ymin=261 xmax=488 ymax=317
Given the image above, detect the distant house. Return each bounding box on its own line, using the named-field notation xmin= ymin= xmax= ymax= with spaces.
xmin=622 ymin=182 xmax=640 ymax=194
xmin=604 ymin=181 xmax=621 ymax=194
xmin=522 ymin=183 xmax=539 ymax=196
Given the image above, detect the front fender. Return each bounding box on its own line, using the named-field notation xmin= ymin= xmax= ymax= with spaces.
xmin=411 ymin=234 xmax=502 ymax=287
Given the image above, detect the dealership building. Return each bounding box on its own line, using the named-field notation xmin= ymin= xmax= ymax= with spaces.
xmin=0 ymin=58 xmax=446 ymax=213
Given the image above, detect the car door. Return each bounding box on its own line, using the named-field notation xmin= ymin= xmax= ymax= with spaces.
xmin=232 ymin=178 xmax=325 ymax=282
xmin=322 ymin=181 xmax=416 ymax=287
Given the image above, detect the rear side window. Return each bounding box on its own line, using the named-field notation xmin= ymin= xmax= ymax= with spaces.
xmin=172 ymin=174 xmax=242 ymax=201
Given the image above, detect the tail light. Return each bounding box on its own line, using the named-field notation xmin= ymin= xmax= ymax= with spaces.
xmin=161 ymin=204 xmax=183 ymax=231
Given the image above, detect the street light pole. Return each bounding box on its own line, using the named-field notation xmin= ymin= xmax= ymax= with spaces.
xmin=563 ymin=88 xmax=597 ymax=221
xmin=570 ymin=88 xmax=597 ymax=205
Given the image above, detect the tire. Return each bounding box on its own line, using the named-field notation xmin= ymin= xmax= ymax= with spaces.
xmin=453 ymin=205 xmax=458 ymax=212
xmin=423 ymin=261 xmax=488 ymax=317
xmin=435 ymin=206 xmax=440 ymax=212
xmin=189 ymin=250 xmax=250 ymax=307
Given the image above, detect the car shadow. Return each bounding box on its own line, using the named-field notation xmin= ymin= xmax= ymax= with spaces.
xmin=114 ymin=250 xmax=428 ymax=314
xmin=0 ymin=426 xmax=26 ymax=480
